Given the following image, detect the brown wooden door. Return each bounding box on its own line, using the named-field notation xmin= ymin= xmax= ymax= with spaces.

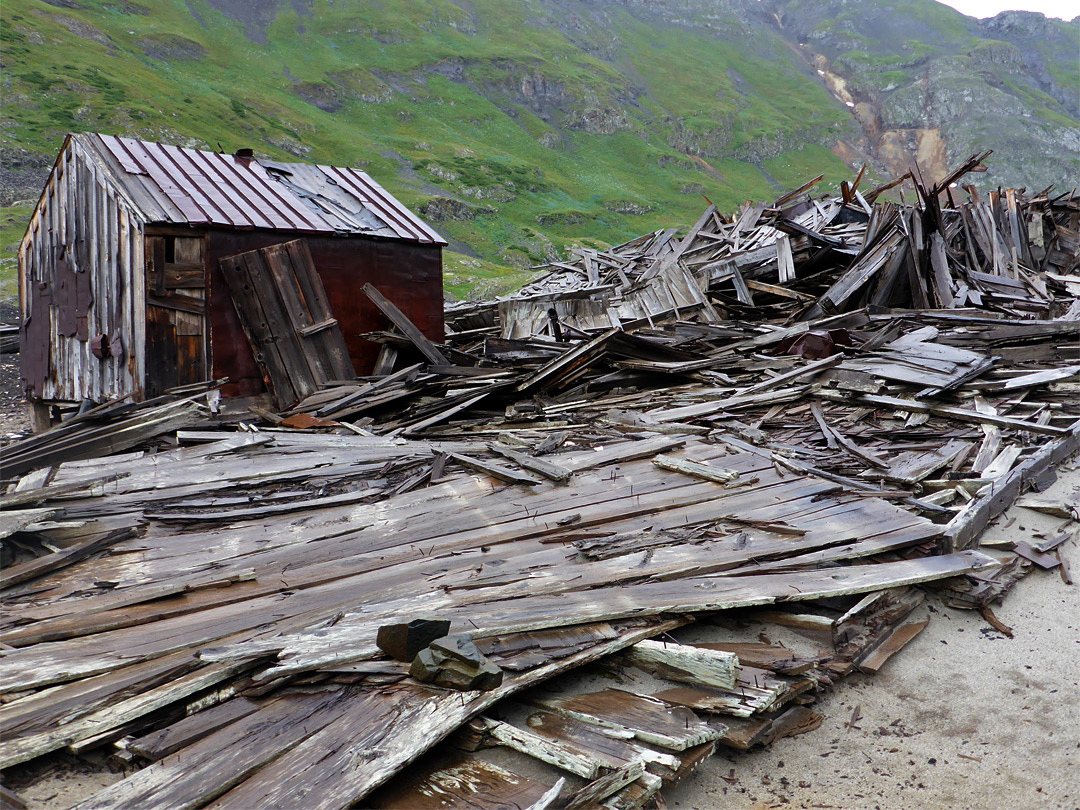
xmin=145 ymin=235 xmax=207 ymax=396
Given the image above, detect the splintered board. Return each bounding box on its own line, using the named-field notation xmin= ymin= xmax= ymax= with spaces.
xmin=369 ymin=756 xmax=555 ymax=810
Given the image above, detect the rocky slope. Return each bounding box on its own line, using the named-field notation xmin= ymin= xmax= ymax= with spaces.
xmin=1 ymin=0 xmax=1076 ymax=297
xmin=771 ymin=0 xmax=1080 ymax=188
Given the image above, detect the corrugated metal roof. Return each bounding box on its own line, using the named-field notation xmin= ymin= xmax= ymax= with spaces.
xmin=86 ymin=133 xmax=445 ymax=245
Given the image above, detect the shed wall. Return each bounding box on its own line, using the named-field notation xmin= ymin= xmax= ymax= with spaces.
xmin=204 ymin=230 xmax=444 ymax=398
xmin=19 ymin=138 xmax=146 ymax=404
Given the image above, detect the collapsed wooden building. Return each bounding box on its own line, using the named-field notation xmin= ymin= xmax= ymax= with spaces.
xmin=1 ymin=153 xmax=1078 ymax=810
xmin=18 ymin=133 xmax=446 ymax=426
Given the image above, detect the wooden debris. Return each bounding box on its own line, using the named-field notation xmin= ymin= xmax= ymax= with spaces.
xmin=2 ymin=155 xmax=1077 ymax=810
xmin=622 ymin=640 xmax=739 ymax=690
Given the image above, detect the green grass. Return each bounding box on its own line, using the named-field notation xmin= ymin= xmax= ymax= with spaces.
xmin=443 ymin=251 xmax=535 ymax=300
xmin=2 ymin=0 xmax=1074 ymax=301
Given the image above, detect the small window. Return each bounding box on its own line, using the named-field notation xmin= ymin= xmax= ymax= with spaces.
xmin=164 ymin=236 xmax=175 ymax=263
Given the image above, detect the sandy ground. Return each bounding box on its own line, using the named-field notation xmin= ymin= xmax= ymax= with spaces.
xmin=668 ymin=464 xmax=1080 ymax=810
xmin=2 ymin=359 xmax=1077 ymax=809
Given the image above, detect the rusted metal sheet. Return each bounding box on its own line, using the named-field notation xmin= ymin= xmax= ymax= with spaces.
xmin=91 ymin=134 xmax=445 ymax=245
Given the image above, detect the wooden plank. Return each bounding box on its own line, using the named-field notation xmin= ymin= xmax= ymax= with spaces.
xmin=219 ymin=240 xmax=356 ymax=406
xmin=563 ymin=436 xmax=686 ymax=472
xmin=478 ymin=717 xmax=602 ymax=779
xmin=944 ymin=420 xmax=1080 ymax=551
xmin=0 ymin=660 xmax=256 ymax=768
xmin=145 ymin=305 xmax=179 ymax=397
xmin=536 ymin=689 xmax=722 ymax=751
xmin=127 ymin=698 xmax=259 ymax=761
xmin=714 ymin=705 xmax=823 ymax=751
xmin=362 ymin=282 xmax=448 ymax=366
xmin=0 ymin=785 xmax=28 ymax=810
xmin=518 ymin=711 xmax=676 ymax=774
xmin=564 ymin=761 xmax=645 ymax=810
xmin=775 ymin=234 xmax=795 ymax=283
xmin=622 ymin=639 xmax=739 ymax=690
xmin=886 ymin=439 xmax=969 ymax=485
xmin=449 ymin=453 xmax=542 ymax=485
xmin=161 ymin=262 xmax=205 ymax=289
xmin=372 ymin=756 xmax=553 ymax=810
xmin=652 ymin=455 xmax=739 ymax=484
xmin=218 ymin=249 xmax=300 ymax=407
xmin=740 ymin=355 xmax=841 ymax=396
xmin=857 ymin=614 xmax=929 ymax=674
xmin=516 ymin=329 xmax=618 ymax=394
xmin=275 ymin=241 xmax=355 ymax=382
xmin=822 ymin=392 xmax=1071 ymax=436
xmin=110 ymin=619 xmax=685 ymax=810
xmin=488 ymin=444 xmax=574 ymax=482
xmin=0 ymin=528 xmax=135 ymax=589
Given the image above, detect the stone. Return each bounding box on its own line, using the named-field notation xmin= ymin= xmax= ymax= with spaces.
xmin=376 ymin=618 xmax=451 ymax=663
xmin=409 ymin=633 xmax=504 ymax=691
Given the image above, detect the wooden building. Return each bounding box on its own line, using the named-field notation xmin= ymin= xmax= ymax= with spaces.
xmin=19 ymin=133 xmax=445 ymax=419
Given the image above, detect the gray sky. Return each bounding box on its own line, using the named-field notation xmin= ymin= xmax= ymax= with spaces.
xmin=936 ymin=0 xmax=1076 ymax=19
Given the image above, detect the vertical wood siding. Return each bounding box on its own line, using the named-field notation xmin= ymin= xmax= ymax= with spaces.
xmin=19 ymin=138 xmax=146 ymax=404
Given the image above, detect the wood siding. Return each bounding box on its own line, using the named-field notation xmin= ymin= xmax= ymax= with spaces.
xmin=19 ymin=137 xmax=146 ymax=404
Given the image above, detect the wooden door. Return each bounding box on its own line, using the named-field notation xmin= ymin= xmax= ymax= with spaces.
xmin=145 ymin=235 xmax=207 ymax=396
xmin=218 ymin=239 xmax=355 ymax=408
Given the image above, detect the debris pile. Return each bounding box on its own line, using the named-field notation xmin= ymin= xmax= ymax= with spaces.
xmin=449 ymin=152 xmax=1078 ymax=342
xmin=1 ymin=155 xmax=1078 ymax=810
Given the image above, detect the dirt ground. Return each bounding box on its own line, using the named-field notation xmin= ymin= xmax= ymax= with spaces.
xmin=2 ymin=376 xmax=1077 ymax=808
xmin=0 ymin=301 xmax=31 ymax=438
xmin=667 ymin=463 xmax=1080 ymax=810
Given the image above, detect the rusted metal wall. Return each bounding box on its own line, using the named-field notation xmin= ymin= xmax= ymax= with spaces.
xmin=19 ymin=136 xmax=146 ymax=404
xmin=204 ymin=230 xmax=444 ymax=398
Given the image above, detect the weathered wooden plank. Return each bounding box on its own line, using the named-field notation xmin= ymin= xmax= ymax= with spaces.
xmin=488 ymin=443 xmax=574 ymax=482
xmin=449 ymin=452 xmax=542 ymax=485
xmin=944 ymin=420 xmax=1080 ymax=551
xmin=362 ymin=282 xmax=448 ymax=366
xmin=478 ymin=716 xmax=602 ymax=779
xmin=127 ymin=698 xmax=260 ymax=761
xmin=651 ymin=454 xmax=739 ymax=484
xmin=622 ymin=639 xmax=739 ymax=690
xmin=822 ymin=392 xmax=1070 ymax=436
xmin=0 ymin=660 xmax=256 ymax=768
xmin=371 ymin=756 xmax=553 ymax=810
xmin=857 ymin=614 xmax=929 ymax=674
xmin=886 ymin=439 xmax=969 ymax=485
xmin=534 ymin=689 xmax=726 ymax=751
xmin=564 ymin=761 xmax=645 ymax=810
xmin=0 ymin=528 xmax=135 ymax=590
xmin=170 ymin=620 xmax=686 ymax=810
xmin=713 ymin=705 xmax=823 ymax=751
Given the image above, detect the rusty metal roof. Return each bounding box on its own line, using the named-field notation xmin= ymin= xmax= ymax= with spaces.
xmin=83 ymin=133 xmax=445 ymax=245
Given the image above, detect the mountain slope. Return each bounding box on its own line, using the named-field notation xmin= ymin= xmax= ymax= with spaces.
xmin=771 ymin=0 xmax=1080 ymax=187
xmin=1 ymin=0 xmax=1077 ymax=300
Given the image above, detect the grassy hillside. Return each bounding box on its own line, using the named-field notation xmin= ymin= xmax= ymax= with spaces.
xmin=1 ymin=0 xmax=1076 ymax=303
xmin=0 ymin=0 xmax=859 ymax=300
